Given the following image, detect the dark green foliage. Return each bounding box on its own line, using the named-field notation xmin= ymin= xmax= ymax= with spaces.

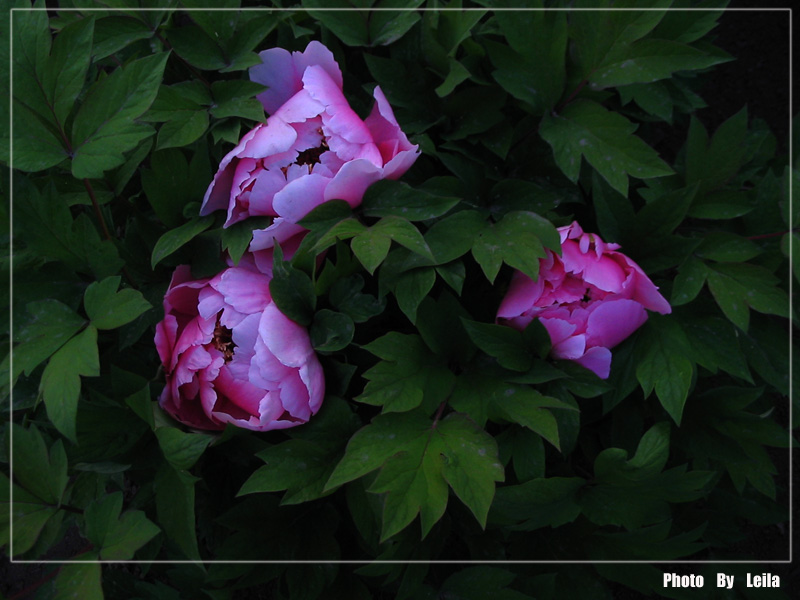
xmin=2 ymin=2 xmax=792 ymax=600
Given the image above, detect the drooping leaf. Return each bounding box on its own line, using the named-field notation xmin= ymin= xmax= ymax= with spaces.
xmin=40 ymin=326 xmax=99 ymax=442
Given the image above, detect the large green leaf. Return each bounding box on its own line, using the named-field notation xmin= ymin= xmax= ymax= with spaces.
xmin=40 ymin=326 xmax=99 ymax=442
xmin=71 ymin=52 xmax=168 ymax=178
xmin=84 ymin=276 xmax=152 ymax=330
xmin=155 ymin=463 xmax=200 ymax=561
xmin=590 ymin=39 xmax=727 ymax=89
xmin=635 ymin=317 xmax=694 ymax=425
xmin=13 ymin=300 xmax=85 ymax=378
xmin=326 ymin=411 xmax=504 ymax=541
xmin=358 ymin=332 xmax=454 ymax=413
xmin=84 ymin=492 xmax=160 ymax=560
xmin=540 ymin=99 xmax=673 ymax=196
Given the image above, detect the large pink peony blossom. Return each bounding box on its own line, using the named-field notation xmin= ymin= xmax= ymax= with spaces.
xmin=154 ymin=265 xmax=324 ymax=431
xmin=200 ymin=41 xmax=419 ymax=251
xmin=497 ymin=222 xmax=671 ymax=379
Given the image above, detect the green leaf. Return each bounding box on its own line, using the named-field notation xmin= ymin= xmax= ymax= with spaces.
xmin=10 ymin=100 xmax=69 ymax=172
xmin=495 ymin=386 xmax=564 ymax=450
xmin=635 ymin=317 xmax=694 ymax=424
xmin=570 ymin=1 xmax=671 ymax=77
xmin=156 ymin=110 xmax=209 ymax=150
xmin=3 ymin=477 xmax=59 ymax=556
xmin=92 ymin=16 xmax=154 ymax=60
xmin=328 ymin=410 xmax=503 ymax=540
xmin=13 ymin=300 xmax=86 ymax=378
xmin=167 ymin=24 xmax=226 ymax=70
xmin=311 ymin=309 xmax=355 ymax=352
xmin=40 ymin=326 xmax=99 ymax=442
xmin=393 ymin=267 xmax=437 ymax=324
xmin=490 ymin=476 xmax=584 ymax=531
xmin=462 ymin=320 xmax=533 ymax=372
xmin=472 ymin=211 xmax=557 ymax=283
xmin=580 ymin=432 xmax=714 ymax=530
xmin=670 ymin=256 xmax=708 ymax=306
xmin=151 ymin=215 xmax=215 ymax=268
xmin=358 ymin=333 xmax=454 ymax=414
xmin=71 ymin=52 xmax=168 ymax=178
xmin=351 ymin=230 xmax=391 ymax=275
xmin=361 ymin=179 xmax=460 ymax=221
xmin=239 ymin=440 xmax=338 ymax=505
xmin=54 ymin=562 xmax=103 ymax=600
xmin=84 ymin=276 xmax=152 ymax=330
xmin=155 ymin=427 xmax=214 ymax=471
xmin=706 ymin=263 xmax=789 ymax=331
xmin=352 ymin=217 xmax=433 ymax=275
xmin=489 ymin=10 xmax=567 ymax=113
xmin=10 ymin=424 xmax=68 ymax=505
xmin=329 ymin=274 xmax=386 ymax=323
xmin=683 ymin=316 xmax=751 ymax=382
xmin=155 ymin=463 xmax=200 ymax=561
xmin=41 ymin=17 xmax=95 ymax=125
xmin=85 ymin=492 xmax=160 ymax=560
xmin=590 ymin=39 xmax=727 ymax=89
xmin=540 ymin=99 xmax=673 ymax=196
xmin=269 ymin=243 xmax=317 ymax=326
xmin=685 ymin=107 xmax=748 ymax=193
xmin=220 ymin=217 xmax=271 ymax=265
xmin=696 ymin=232 xmax=762 ymax=263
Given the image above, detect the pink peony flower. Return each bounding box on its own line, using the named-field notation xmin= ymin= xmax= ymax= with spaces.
xmin=154 ymin=265 xmax=324 ymax=431
xmin=497 ymin=222 xmax=671 ymax=379
xmin=200 ymin=41 xmax=419 ymax=251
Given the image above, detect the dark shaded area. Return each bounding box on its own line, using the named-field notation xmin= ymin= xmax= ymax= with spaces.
xmin=698 ymin=2 xmax=793 ymax=151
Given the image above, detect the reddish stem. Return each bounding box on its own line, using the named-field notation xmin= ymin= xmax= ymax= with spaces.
xmin=748 ymin=230 xmax=792 ymax=240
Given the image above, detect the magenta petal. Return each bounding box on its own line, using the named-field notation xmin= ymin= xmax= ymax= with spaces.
xmin=497 ymin=272 xmax=544 ymax=321
xmin=271 ymin=172 xmax=330 ymax=222
xmin=155 ymin=315 xmax=178 ymax=366
xmin=574 ymin=346 xmax=612 ymax=379
xmin=538 ymin=317 xmax=578 ymax=347
xmin=323 ymin=159 xmax=382 ymax=206
xmin=552 ymin=334 xmax=586 ymax=360
xmin=582 ymin=254 xmax=627 ymax=292
xmin=212 ymin=268 xmax=272 ymax=315
xmin=251 ymin=41 xmax=342 ymax=115
xmin=259 ymin=303 xmax=314 ymax=368
xmin=213 ymin=365 xmax=265 ymax=417
xmin=249 ymin=219 xmax=306 ymax=251
xmin=585 ymin=299 xmax=648 ymax=349
xmin=627 ymin=264 xmax=672 ymax=314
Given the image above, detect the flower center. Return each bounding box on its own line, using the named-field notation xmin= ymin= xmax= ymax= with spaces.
xmin=212 ymin=313 xmax=236 ymax=362
xmin=295 ymin=139 xmax=329 ymax=171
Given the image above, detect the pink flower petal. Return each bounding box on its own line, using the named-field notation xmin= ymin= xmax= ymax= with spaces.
xmin=251 ymin=41 xmax=342 ymax=115
xmin=585 ymin=299 xmax=648 ymax=349
xmin=574 ymin=346 xmax=612 ymax=379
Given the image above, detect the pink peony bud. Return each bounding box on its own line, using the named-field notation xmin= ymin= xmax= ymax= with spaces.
xmin=154 ymin=265 xmax=324 ymax=431
xmin=497 ymin=221 xmax=671 ymax=379
xmin=200 ymin=41 xmax=419 ymax=252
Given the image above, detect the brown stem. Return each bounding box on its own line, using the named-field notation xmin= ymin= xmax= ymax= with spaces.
xmin=556 ymin=77 xmax=590 ymax=115
xmin=748 ymin=230 xmax=792 ymax=240
xmin=82 ymin=178 xmax=113 ymax=242
xmin=431 ymin=401 xmax=447 ymax=429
